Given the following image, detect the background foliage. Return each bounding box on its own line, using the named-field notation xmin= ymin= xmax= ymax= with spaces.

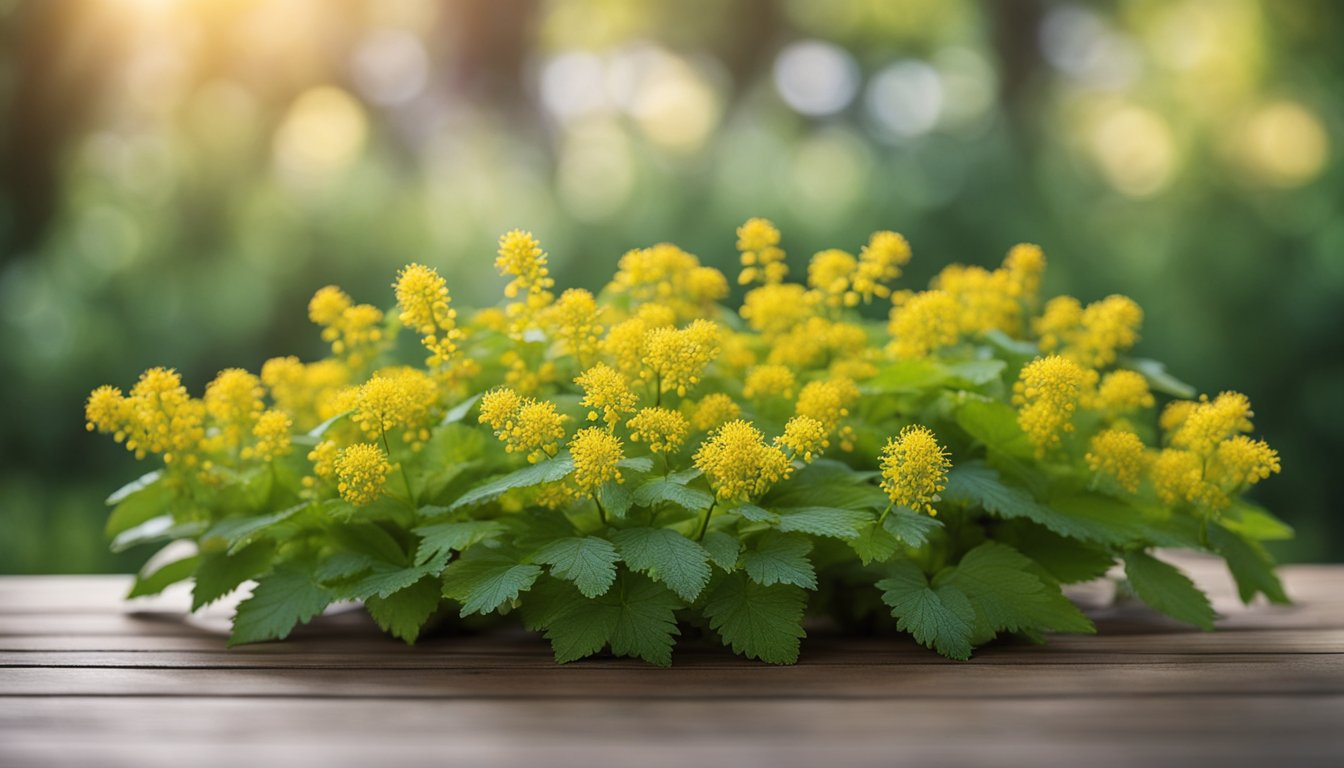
xmin=1 ymin=0 xmax=1340 ymax=573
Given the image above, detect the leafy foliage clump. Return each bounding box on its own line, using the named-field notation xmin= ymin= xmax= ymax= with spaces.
xmin=86 ymin=221 xmax=1288 ymax=665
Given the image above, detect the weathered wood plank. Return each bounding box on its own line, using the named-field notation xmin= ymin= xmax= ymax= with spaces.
xmin=1 ymin=696 xmax=1341 ymax=768
xmin=3 ymin=655 xmax=1341 ymax=698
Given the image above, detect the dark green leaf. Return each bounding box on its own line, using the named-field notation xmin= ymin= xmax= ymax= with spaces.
xmin=534 ymin=537 xmax=621 ymax=598
xmin=365 ymin=576 xmax=442 ymax=644
xmin=882 ymin=509 xmax=943 ymax=548
xmin=702 ymin=572 xmax=807 ymax=664
xmin=938 ymin=542 xmax=1094 ymax=639
xmin=1208 ymin=524 xmax=1290 ymax=605
xmin=954 ymin=400 xmax=1034 ymax=459
xmin=993 ymin=522 xmax=1114 ymax=584
xmin=193 ymin=540 xmax=276 ymax=610
xmin=849 ymin=522 xmax=900 ymax=565
xmin=229 ymin=568 xmax=332 ymax=646
xmin=203 ymin=504 xmax=305 ymax=553
xmin=598 ymin=479 xmax=633 ymax=519
xmin=775 ymin=507 xmax=871 ymax=540
xmin=1220 ymin=502 xmax=1295 ymax=542
xmin=633 ymin=477 xmax=714 ymax=512
xmin=877 ymin=560 xmax=975 ymax=660
xmin=104 ymin=475 xmax=171 ymax=539
xmin=701 ymin=531 xmax=740 ymax=572
xmin=742 ymin=532 xmax=816 ymax=589
xmin=413 ymin=521 xmax=505 ymax=565
xmin=450 ymin=456 xmax=574 ymax=510
xmin=612 ymin=527 xmax=711 ymax=602
xmin=127 ymin=554 xmax=201 ymax=599
xmin=1123 ymin=551 xmax=1216 ymax=631
xmin=535 ymin=573 xmax=682 ymax=667
xmin=441 ymin=555 xmax=542 ymax=616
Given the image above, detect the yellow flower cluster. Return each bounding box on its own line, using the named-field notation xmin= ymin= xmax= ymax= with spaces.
xmin=352 ymin=369 xmax=438 ymax=448
xmin=743 ymin=364 xmax=796 ymax=400
xmin=1085 ymin=429 xmax=1148 ymax=492
xmin=808 ymin=249 xmax=859 ymax=308
xmin=308 ymin=286 xmax=386 ymax=369
xmin=394 ymin=264 xmax=459 ymax=367
xmin=740 ymin=283 xmax=814 ymax=336
xmin=547 ymin=289 xmax=604 ymax=365
xmin=626 ymin=407 xmax=689 ymax=454
xmin=879 ymin=425 xmax=951 ymax=516
xmin=1014 ymin=355 xmax=1092 ymax=455
xmin=689 ymin=393 xmax=741 ymax=432
xmin=641 ymin=319 xmax=721 ymax=397
xmin=1093 ymin=370 xmax=1156 ymax=413
xmin=85 ymin=368 xmax=206 ymax=465
xmin=1036 ymin=294 xmax=1143 ymax=369
xmin=478 ymin=387 xmax=566 ymax=462
xmin=261 ymin=356 xmax=350 ymax=430
xmin=607 ymin=243 xmax=728 ymax=321
xmin=1151 ymin=392 xmax=1279 ymax=508
xmin=795 ymin=378 xmax=859 ymax=436
xmin=575 ymin=363 xmax=638 ymax=428
xmin=244 ymin=410 xmax=294 ymax=462
xmin=694 ymin=420 xmax=793 ymax=501
xmin=496 ymin=229 xmax=555 ymax=333
xmin=888 ymin=290 xmax=960 ymax=359
xmin=777 ymin=415 xmax=829 ymax=462
xmin=569 ymin=427 xmax=625 ymax=493
xmin=736 ymin=217 xmax=787 ymax=285
xmin=928 ymin=243 xmax=1045 ymax=337
xmin=852 ymin=231 xmax=912 ymax=304
xmin=335 ymin=443 xmax=392 ymax=506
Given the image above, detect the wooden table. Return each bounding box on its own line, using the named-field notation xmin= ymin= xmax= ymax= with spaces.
xmin=2 ymin=556 xmax=1341 ymax=767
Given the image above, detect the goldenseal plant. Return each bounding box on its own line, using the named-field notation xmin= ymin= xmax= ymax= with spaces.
xmin=86 ymin=221 xmax=1289 ymax=665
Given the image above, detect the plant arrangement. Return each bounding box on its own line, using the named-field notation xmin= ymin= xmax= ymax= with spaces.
xmin=85 ymin=220 xmax=1288 ymax=665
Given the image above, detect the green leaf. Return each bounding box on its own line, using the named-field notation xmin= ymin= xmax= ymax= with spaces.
xmin=877 ymin=560 xmax=975 ymax=660
xmin=612 ymin=527 xmax=712 ymax=602
xmin=127 ymin=554 xmax=201 ymax=599
xmin=954 ymin=399 xmax=1033 ymax=459
xmin=864 ymin=359 xmax=951 ymax=394
xmin=450 ymin=455 xmax=575 ymax=510
xmin=1123 ymin=357 xmax=1196 ymax=399
xmin=1123 ymin=551 xmax=1216 ymax=631
xmin=598 ymin=479 xmax=633 ymax=519
xmin=365 ymin=576 xmax=441 ymax=644
xmin=775 ymin=507 xmax=871 ymax=540
xmin=701 ymin=531 xmax=741 ymax=572
xmin=535 ymin=573 xmax=683 ymax=667
xmin=229 ymin=568 xmax=332 ymax=646
xmin=110 ymin=515 xmax=206 ymax=553
xmin=192 ymin=540 xmax=276 ymax=610
xmin=104 ymin=474 xmax=171 ymax=539
xmin=413 ymin=521 xmax=505 ymax=565
xmin=735 ymin=504 xmax=779 ymax=523
xmin=982 ymin=329 xmax=1039 ymax=357
xmin=945 ymin=359 xmax=1007 ymax=386
xmin=617 ymin=456 xmax=655 ymax=473
xmin=534 ymin=537 xmax=621 ymax=598
xmin=203 ymin=504 xmax=305 ymax=553
xmin=440 ymin=393 xmax=482 ymax=425
xmin=943 ymin=463 xmax=1110 ymax=544
xmin=850 ymin=522 xmax=900 ymax=565
xmin=702 ymin=572 xmax=807 ymax=664
xmin=1208 ymin=524 xmax=1290 ymax=605
xmin=742 ymin=532 xmax=816 ymax=589
xmin=766 ymin=483 xmax=887 ymax=511
xmin=441 ymin=555 xmax=543 ymax=616
xmin=882 ymin=509 xmax=943 ymax=548
xmin=1220 ymin=502 xmax=1295 ymax=542
xmin=632 ymin=477 xmax=714 ymax=512
xmin=993 ymin=522 xmax=1114 ymax=584
xmin=306 ymin=409 xmax=352 ymax=439
xmin=343 ymin=551 xmax=450 ymax=601
xmin=939 ymin=542 xmax=1094 ymax=640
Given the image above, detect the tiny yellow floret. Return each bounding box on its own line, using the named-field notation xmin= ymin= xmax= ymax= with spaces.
xmin=335 ymin=443 xmax=392 ymax=506
xmin=879 ymin=425 xmax=952 ymax=515
xmin=569 ymin=427 xmax=625 ymax=493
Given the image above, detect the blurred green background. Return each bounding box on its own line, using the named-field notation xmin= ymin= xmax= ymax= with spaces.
xmin=1 ymin=0 xmax=1339 ymax=573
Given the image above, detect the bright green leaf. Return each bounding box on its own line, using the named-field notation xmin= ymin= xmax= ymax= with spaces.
xmin=365 ymin=576 xmax=442 ymax=644
xmin=701 ymin=531 xmax=740 ymax=572
xmin=450 ymin=456 xmax=574 ymax=510
xmin=877 ymin=560 xmax=975 ymax=660
xmin=127 ymin=554 xmax=201 ymax=599
xmin=612 ymin=527 xmax=711 ymax=602
xmin=414 ymin=520 xmax=505 ymax=565
xmin=882 ymin=509 xmax=943 ymax=548
xmin=229 ymin=568 xmax=333 ymax=646
xmin=633 ymin=477 xmax=714 ymax=512
xmin=702 ymin=572 xmax=807 ymax=664
xmin=534 ymin=537 xmax=621 ymax=598
xmin=775 ymin=507 xmax=871 ymax=540
xmin=441 ymin=555 xmax=542 ymax=616
xmin=193 ymin=540 xmax=276 ymax=610
xmin=1208 ymin=524 xmax=1289 ymax=605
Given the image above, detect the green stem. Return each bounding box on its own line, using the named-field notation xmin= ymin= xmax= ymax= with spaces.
xmin=877 ymin=501 xmax=894 ymax=525
xmin=654 ymin=371 xmax=662 ymax=408
xmin=695 ymin=500 xmax=718 ymax=541
xmin=382 ymin=428 xmax=416 ymax=508
xmin=595 ymin=496 xmax=608 ymax=527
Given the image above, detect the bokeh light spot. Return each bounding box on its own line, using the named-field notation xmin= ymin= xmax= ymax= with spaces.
xmin=773 ymin=40 xmax=859 ymax=117
xmin=273 ymin=86 xmax=369 ymax=184
xmin=1089 ymin=104 xmax=1177 ymax=198
xmin=1240 ymin=101 xmax=1329 ymax=188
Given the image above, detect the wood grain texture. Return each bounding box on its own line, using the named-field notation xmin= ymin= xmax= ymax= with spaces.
xmin=1 ymin=557 xmax=1341 ymax=768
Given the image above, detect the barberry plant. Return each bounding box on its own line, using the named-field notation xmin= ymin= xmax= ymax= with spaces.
xmin=86 ymin=222 xmax=1287 ymax=664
